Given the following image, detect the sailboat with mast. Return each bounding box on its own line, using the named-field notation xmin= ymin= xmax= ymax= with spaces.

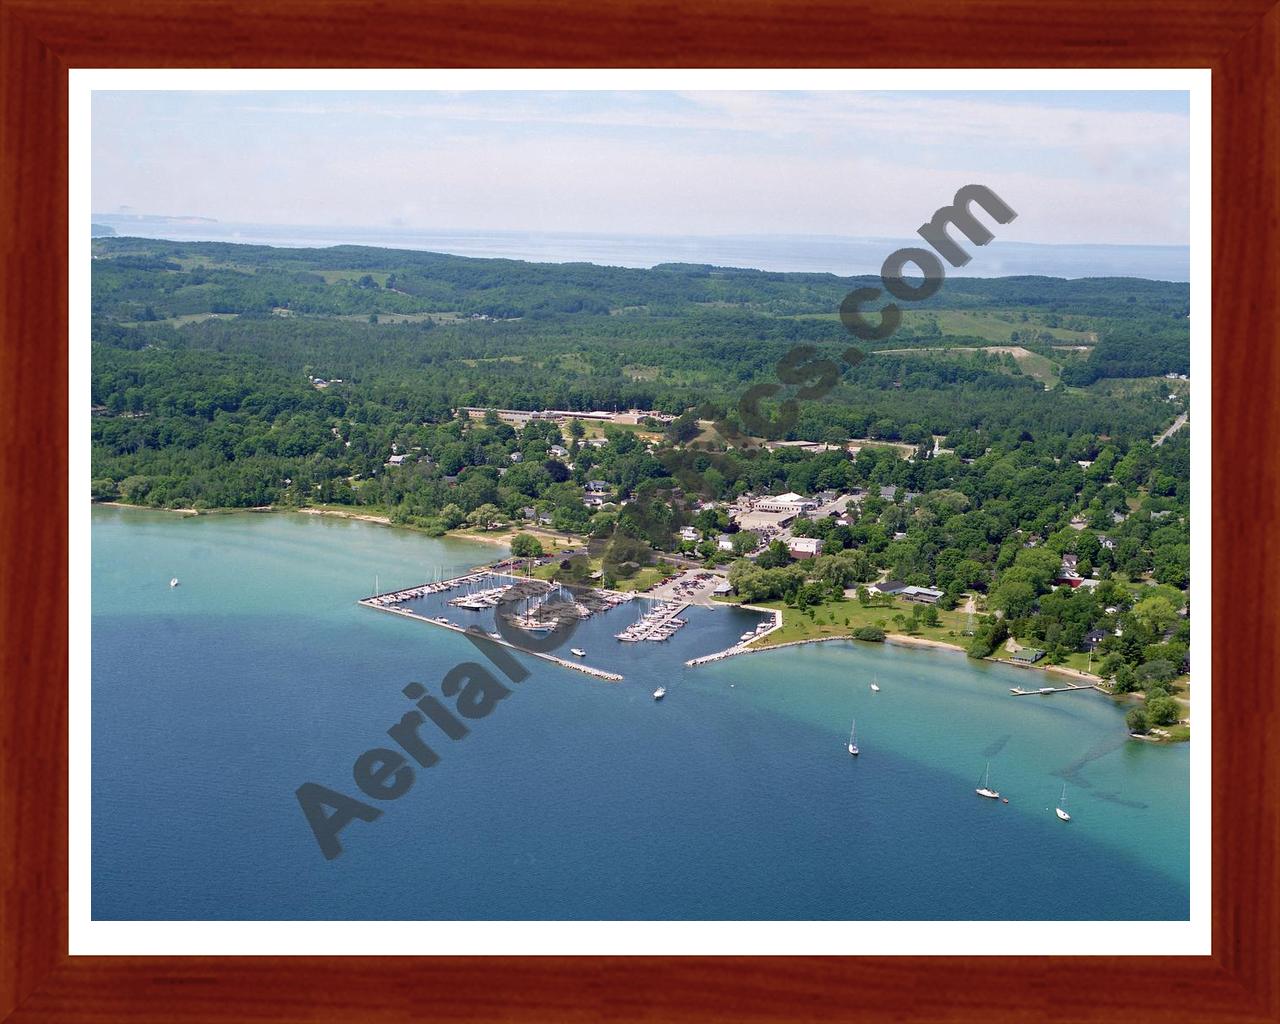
xmin=975 ymin=762 xmax=1000 ymax=799
xmin=847 ymin=718 xmax=859 ymax=757
xmin=1055 ymin=784 xmax=1071 ymax=821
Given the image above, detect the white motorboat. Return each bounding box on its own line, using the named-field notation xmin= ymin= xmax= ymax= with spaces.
xmin=653 ymin=686 xmax=666 ymax=700
xmin=571 ymin=648 xmax=586 ymax=658
xmin=169 ymin=577 xmax=180 ymax=587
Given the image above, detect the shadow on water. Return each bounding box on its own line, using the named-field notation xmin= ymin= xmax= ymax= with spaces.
xmin=1058 ymin=730 xmax=1133 ymax=789
xmin=982 ymin=733 xmax=1012 ymax=759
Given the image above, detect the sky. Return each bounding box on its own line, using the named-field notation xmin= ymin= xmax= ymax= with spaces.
xmin=92 ymin=90 xmax=1190 ymax=246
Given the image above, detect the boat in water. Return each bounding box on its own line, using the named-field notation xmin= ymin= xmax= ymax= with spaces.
xmin=653 ymin=686 xmax=666 ymax=701
xmin=1056 ymin=783 xmax=1071 ymax=821
xmin=169 ymin=577 xmax=180 ymax=588
xmin=870 ymin=675 xmax=880 ymax=693
xmin=976 ymin=761 xmax=1000 ymax=800
xmin=571 ymin=648 xmax=586 ymax=658
xmin=847 ymin=718 xmax=859 ymax=757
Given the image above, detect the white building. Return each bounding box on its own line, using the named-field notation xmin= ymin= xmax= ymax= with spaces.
xmin=755 ymin=491 xmax=817 ymax=514
xmin=787 ymin=537 xmax=824 ymax=559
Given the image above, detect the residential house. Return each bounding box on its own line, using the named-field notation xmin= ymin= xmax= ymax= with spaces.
xmin=1082 ymin=629 xmax=1108 ymax=652
xmin=900 ymin=585 xmax=944 ymax=604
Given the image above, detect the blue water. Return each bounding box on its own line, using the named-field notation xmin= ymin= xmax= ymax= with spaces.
xmin=92 ymin=507 xmax=1190 ymax=920
xmin=91 ymin=218 xmax=1191 ymax=281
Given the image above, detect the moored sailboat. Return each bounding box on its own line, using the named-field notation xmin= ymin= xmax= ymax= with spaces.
xmin=976 ymin=761 xmax=1000 ymax=799
xmin=847 ymin=718 xmax=859 ymax=756
xmin=1056 ymin=783 xmax=1071 ymax=821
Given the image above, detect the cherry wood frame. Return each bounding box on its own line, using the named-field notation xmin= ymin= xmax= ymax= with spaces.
xmin=2 ymin=1 xmax=1277 ymax=1020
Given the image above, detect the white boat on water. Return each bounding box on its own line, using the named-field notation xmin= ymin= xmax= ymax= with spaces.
xmin=571 ymin=648 xmax=586 ymax=658
xmin=653 ymin=686 xmax=666 ymax=700
xmin=740 ymin=632 xmax=755 ymax=642
xmin=169 ymin=577 xmax=180 ymax=587
xmin=847 ymin=718 xmax=859 ymax=757
xmin=976 ymin=762 xmax=1000 ymax=799
xmin=870 ymin=675 xmax=880 ymax=693
xmin=1056 ymin=783 xmax=1071 ymax=821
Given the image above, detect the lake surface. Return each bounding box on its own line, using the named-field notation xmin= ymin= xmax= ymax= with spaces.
xmin=91 ymin=507 xmax=1190 ymax=920
xmin=92 ymin=219 xmax=1191 ymax=281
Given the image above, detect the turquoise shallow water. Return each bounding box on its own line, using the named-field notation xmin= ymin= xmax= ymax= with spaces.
xmin=91 ymin=506 xmax=1190 ymax=920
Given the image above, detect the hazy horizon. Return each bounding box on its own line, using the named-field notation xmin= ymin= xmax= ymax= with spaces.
xmin=93 ymin=90 xmax=1191 ymax=252
xmin=90 ymin=215 xmax=1191 ymax=281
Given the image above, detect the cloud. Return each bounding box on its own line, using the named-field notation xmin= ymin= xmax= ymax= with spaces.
xmin=91 ymin=90 xmax=1190 ymax=245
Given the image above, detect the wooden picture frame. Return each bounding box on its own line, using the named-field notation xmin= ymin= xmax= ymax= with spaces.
xmin=2 ymin=2 xmax=1275 ymax=1020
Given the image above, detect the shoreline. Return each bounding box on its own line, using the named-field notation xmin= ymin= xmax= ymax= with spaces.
xmin=93 ymin=499 xmax=1183 ymax=738
xmin=92 ymin=500 xmax=581 ymax=550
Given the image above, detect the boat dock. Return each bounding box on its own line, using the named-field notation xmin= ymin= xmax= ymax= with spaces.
xmin=363 ymin=573 xmax=490 ymax=607
xmin=615 ymin=601 xmax=690 ymax=642
xmin=358 ymin=599 xmax=623 ymax=682
xmin=1009 ymin=682 xmax=1107 ymax=696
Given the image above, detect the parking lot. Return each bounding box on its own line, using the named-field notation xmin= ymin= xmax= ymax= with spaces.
xmin=646 ymin=568 xmax=728 ymax=606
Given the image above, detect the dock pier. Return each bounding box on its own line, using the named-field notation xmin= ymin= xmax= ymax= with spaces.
xmin=1009 ymin=682 xmax=1108 ymax=696
xmin=615 ymin=601 xmax=690 ymax=643
xmin=358 ymin=570 xmax=630 ymax=681
xmin=359 ymin=600 xmax=623 ymax=682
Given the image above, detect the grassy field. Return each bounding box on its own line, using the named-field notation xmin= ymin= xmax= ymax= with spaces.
xmin=521 ymin=554 xmax=673 ymax=593
xmin=872 ymin=345 xmax=1062 ymax=387
xmin=747 ymin=596 xmax=973 ymax=649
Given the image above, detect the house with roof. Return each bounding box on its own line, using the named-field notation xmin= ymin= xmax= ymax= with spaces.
xmin=1011 ymin=648 xmax=1045 ymax=664
xmin=900 ymin=585 xmax=944 ymax=604
xmin=1082 ymin=629 xmax=1108 ymax=652
xmin=787 ymin=536 xmax=823 ymax=560
xmin=870 ymin=579 xmax=907 ymax=596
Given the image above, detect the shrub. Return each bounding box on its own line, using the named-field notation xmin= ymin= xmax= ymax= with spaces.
xmin=853 ymin=626 xmax=886 ymax=642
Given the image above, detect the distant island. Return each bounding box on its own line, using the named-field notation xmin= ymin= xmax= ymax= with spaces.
xmin=91 ymin=223 xmax=116 ymax=237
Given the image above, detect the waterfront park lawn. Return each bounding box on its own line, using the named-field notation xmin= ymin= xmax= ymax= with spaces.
xmin=515 ymin=553 xmax=676 ymax=594
xmin=744 ymin=596 xmax=974 ymax=650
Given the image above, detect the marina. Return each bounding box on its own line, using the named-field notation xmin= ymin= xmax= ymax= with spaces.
xmin=615 ymin=601 xmax=690 ymax=642
xmin=359 ymin=570 xmax=650 ymax=681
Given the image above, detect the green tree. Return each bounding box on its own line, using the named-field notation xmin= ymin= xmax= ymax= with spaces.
xmin=510 ymin=533 xmax=543 ymax=558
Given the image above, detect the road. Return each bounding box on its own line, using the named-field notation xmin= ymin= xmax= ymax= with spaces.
xmin=1154 ymin=412 xmax=1188 ymax=447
